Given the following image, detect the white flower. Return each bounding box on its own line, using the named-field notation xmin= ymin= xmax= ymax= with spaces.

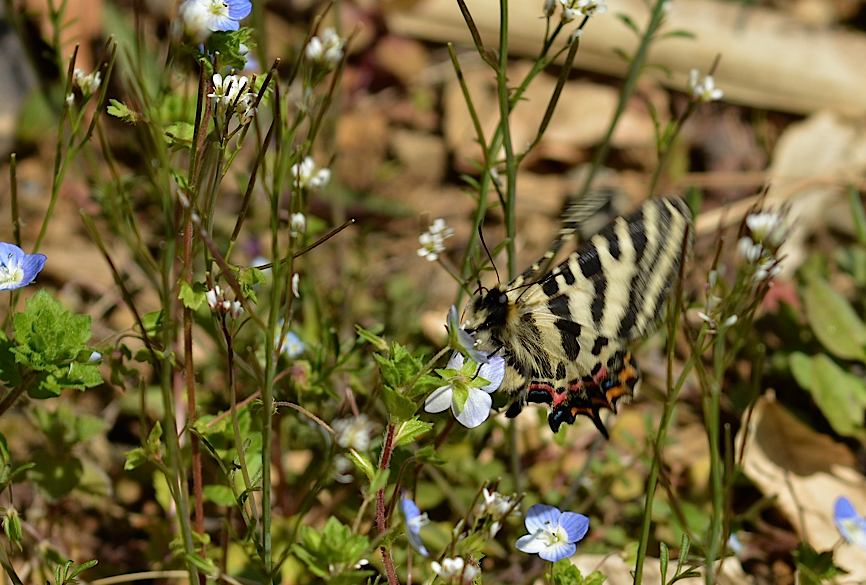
xmin=754 ymin=258 xmax=781 ymax=283
xmin=73 ymin=68 xmax=102 ymax=96
xmin=305 ymin=27 xmax=345 ymax=67
xmin=290 ymin=213 xmax=307 ymax=237
xmin=479 ymin=488 xmax=517 ymax=520
xmin=333 ymin=454 xmax=354 ymax=483
xmin=291 ymin=273 xmax=300 ymax=298
xmin=431 ymin=557 xmax=479 ymax=583
xmin=206 ymin=285 xmax=222 ymax=310
xmin=291 ymin=157 xmax=331 ymax=190
xmin=208 ymin=74 xmax=249 ymax=107
xmin=332 ymin=414 xmax=374 ymax=451
xmin=206 ymin=284 xmax=244 ymax=318
xmin=65 ymin=93 xmax=75 ymax=106
xmin=543 ymin=0 xmax=557 ymax=17
xmin=745 ymin=211 xmax=785 ymax=247
xmin=417 ymin=218 xmax=454 ymax=262
xmin=737 ymin=237 xmax=763 ymax=263
xmin=424 ymin=352 xmax=505 ymax=428
xmin=558 ymin=0 xmax=578 ymax=22
xmin=236 ymin=92 xmax=257 ymax=123
xmin=688 ymin=69 xmax=724 ymax=103
xmin=576 ymin=0 xmax=607 ymax=15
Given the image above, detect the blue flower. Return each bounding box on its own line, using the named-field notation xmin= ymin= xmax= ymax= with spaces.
xmin=179 ymin=0 xmax=252 ymax=42
xmin=515 ymin=504 xmax=589 ymax=562
xmin=400 ymin=494 xmax=430 ymax=557
xmin=446 ymin=305 xmax=488 ymax=364
xmin=834 ymin=496 xmax=866 ymax=549
xmin=276 ymin=330 xmax=305 ymax=358
xmin=0 ymin=243 xmax=46 ymax=291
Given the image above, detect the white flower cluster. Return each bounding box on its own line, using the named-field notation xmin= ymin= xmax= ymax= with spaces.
xmin=73 ymin=68 xmax=102 ymax=96
xmin=431 ymin=557 xmax=479 ymax=584
xmin=332 ymin=414 xmax=374 ymax=452
xmin=208 ymin=74 xmax=257 ymax=122
xmin=291 ymin=157 xmax=331 ymax=190
xmin=417 ymin=218 xmax=454 ymax=262
xmin=555 ymin=0 xmax=608 ymax=22
xmin=290 ymin=213 xmax=306 ymax=238
xmin=689 ymin=69 xmax=724 ymax=103
xmin=206 ymin=284 xmax=243 ymax=318
xmin=306 ymin=28 xmax=344 ymax=68
xmin=477 ymin=488 xmax=518 ymax=536
xmin=738 ymin=210 xmax=786 ymax=282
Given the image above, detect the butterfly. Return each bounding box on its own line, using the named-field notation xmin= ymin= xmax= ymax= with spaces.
xmin=461 ymin=197 xmax=693 ymax=437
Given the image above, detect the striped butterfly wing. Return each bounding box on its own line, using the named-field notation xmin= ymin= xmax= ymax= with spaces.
xmin=511 ymin=197 xmax=693 ymax=435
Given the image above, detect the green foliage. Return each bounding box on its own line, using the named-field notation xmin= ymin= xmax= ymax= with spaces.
xmin=550 ymin=560 xmax=606 ymax=585
xmin=53 ymin=559 xmax=98 ymax=585
xmin=802 ymin=273 xmax=866 ymax=363
xmin=292 ymin=517 xmax=371 ymax=580
xmin=204 ymin=29 xmax=255 ymax=73
xmin=793 ymin=542 xmax=846 ymax=585
xmin=789 ymin=352 xmax=866 ymax=438
xmin=106 ymin=99 xmax=139 ymax=123
xmin=0 ymin=291 xmax=101 ymax=398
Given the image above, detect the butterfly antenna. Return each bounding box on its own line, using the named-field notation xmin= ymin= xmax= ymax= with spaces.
xmin=478 ymin=225 xmax=501 ymax=285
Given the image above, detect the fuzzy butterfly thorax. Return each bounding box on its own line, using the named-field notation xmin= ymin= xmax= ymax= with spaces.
xmin=462 ymin=196 xmax=693 ymax=437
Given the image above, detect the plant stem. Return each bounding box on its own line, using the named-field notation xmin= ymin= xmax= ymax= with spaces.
xmin=376 ymin=424 xmax=399 ymax=585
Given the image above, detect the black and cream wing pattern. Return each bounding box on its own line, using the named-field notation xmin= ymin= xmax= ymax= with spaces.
xmin=462 ymin=197 xmax=693 ymax=436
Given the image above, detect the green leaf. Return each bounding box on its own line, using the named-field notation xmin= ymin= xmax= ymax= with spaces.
xmin=165 ymin=122 xmax=194 ymax=146
xmin=789 ymin=352 xmax=866 ymax=437
xmin=30 ymin=453 xmax=83 ymax=499
xmin=803 ymin=275 xmax=866 ymax=362
xmin=660 ymin=541 xmax=669 ymax=583
xmin=67 ymin=560 xmax=98 ymax=581
xmin=293 ymin=517 xmax=370 ymax=578
xmin=178 ymin=281 xmax=207 ymax=310
xmin=393 ymin=417 xmax=433 ymax=448
xmin=146 ymin=421 xmax=163 ymax=453
xmin=355 ymin=324 xmax=388 ymax=352
xmin=661 ymin=29 xmax=697 ymax=40
xmin=0 ymin=332 xmax=22 ymax=388
xmin=203 ymin=484 xmax=236 ymax=506
xmin=793 ymin=541 xmax=844 ymax=585
xmin=204 ymin=29 xmax=255 ymax=72
xmin=369 ymin=469 xmax=390 ymax=493
xmin=3 ymin=508 xmax=22 ymax=547
xmin=616 ymin=13 xmax=640 ymax=36
xmin=551 ymin=559 xmax=607 ymax=585
xmin=237 ymin=267 xmax=265 ymax=304
xmin=382 ymin=386 xmax=416 ymax=421
xmin=346 ymin=449 xmax=376 ymax=482
xmin=123 ymin=447 xmax=147 ymax=471
xmin=106 ymin=99 xmax=139 ymax=123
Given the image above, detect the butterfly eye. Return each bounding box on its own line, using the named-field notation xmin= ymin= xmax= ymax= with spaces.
xmin=498 ymin=294 xmax=507 ymax=305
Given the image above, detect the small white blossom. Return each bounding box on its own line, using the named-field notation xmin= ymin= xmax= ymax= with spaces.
xmin=754 ymin=258 xmax=781 ymax=283
xmin=543 ymin=0 xmax=557 ymax=17
xmin=73 ymin=68 xmax=102 ymax=96
xmin=737 ymin=237 xmax=763 ymax=263
xmin=576 ymin=0 xmax=608 ymax=15
xmin=65 ymin=93 xmax=75 ymax=106
xmin=745 ymin=211 xmax=785 ymax=247
xmin=558 ymin=0 xmax=578 ymax=22
xmin=236 ymin=92 xmax=257 ymax=123
xmin=306 ymin=28 xmax=344 ymax=67
xmin=208 ymin=74 xmax=249 ymax=107
xmin=333 ymin=454 xmax=354 ymax=483
xmin=206 ymin=285 xmax=244 ymax=318
xmin=479 ymin=488 xmax=517 ymax=520
xmin=290 ymin=213 xmax=307 ymax=237
xmin=688 ymin=69 xmax=724 ymax=103
xmin=417 ymin=218 xmax=454 ymax=262
xmin=291 ymin=273 xmax=300 ymax=298
xmin=722 ymin=315 xmax=738 ymax=327
xmin=333 ymin=414 xmax=375 ymax=451
xmin=431 ymin=557 xmax=479 ymax=583
xmin=291 ymin=157 xmax=331 ymax=190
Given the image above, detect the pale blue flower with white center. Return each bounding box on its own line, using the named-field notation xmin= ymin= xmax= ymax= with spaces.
xmin=0 ymin=243 xmax=46 ymax=291
xmin=276 ymin=330 xmax=305 ymax=358
xmin=446 ymin=305 xmax=488 ymax=364
xmin=834 ymin=496 xmax=866 ymax=549
xmin=179 ymin=0 xmax=252 ymax=42
xmin=400 ymin=495 xmax=430 ymax=557
xmin=515 ymin=504 xmax=589 ymax=562
xmin=424 ymin=351 xmax=505 ymax=428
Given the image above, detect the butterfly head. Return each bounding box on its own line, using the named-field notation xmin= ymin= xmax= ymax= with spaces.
xmin=463 ymin=286 xmax=513 ymax=351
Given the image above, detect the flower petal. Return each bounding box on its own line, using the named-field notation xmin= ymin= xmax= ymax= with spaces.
xmin=20 ymin=253 xmax=46 ymax=286
xmin=424 ymin=386 xmax=453 ymax=413
xmin=516 ymin=532 xmax=546 ymax=554
xmin=524 ymin=504 xmax=562 ymax=534
xmin=0 ymin=242 xmax=24 ymax=265
xmin=227 ymin=0 xmax=252 ymax=19
xmin=559 ymin=512 xmax=590 ymax=543
xmin=538 ymin=541 xmax=576 ymax=562
xmin=835 ymin=496 xmax=866 ymax=548
xmin=478 ymin=355 xmax=505 ymax=393
xmin=453 ymin=387 xmax=492 ymax=428
xmin=446 ymin=351 xmax=464 ymax=370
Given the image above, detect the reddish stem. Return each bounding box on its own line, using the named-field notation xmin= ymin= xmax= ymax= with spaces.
xmin=376 ymin=424 xmax=399 ymax=585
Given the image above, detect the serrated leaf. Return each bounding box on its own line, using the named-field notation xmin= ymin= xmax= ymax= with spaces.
xmin=393 ymin=417 xmax=433 ymax=448
xmin=178 ymin=281 xmax=207 ymax=310
xmin=106 ymin=99 xmax=139 ymax=123
xmin=382 ymin=386 xmax=416 ymax=421
xmin=124 ymin=447 xmax=147 ymax=471
xmin=789 ymin=352 xmax=866 ymax=437
xmin=803 ymin=275 xmax=866 ymax=362
xmin=346 ymin=449 xmax=376 ymax=481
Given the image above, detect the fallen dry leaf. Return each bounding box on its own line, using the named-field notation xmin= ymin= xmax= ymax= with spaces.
xmin=737 ymin=393 xmax=866 ymax=581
